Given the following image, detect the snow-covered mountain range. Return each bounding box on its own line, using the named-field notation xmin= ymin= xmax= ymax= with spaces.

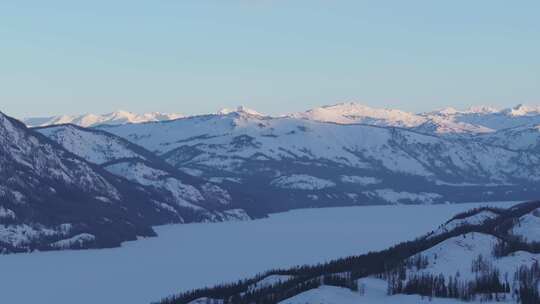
xmin=23 ymin=110 xmax=184 ymax=127
xmin=22 ymin=103 xmax=540 ymax=134
xmin=0 ymin=111 xmax=161 ymax=253
xmin=6 ymin=102 xmax=540 ymax=253
xmin=0 ymin=112 xmax=251 ymax=253
xmin=35 ymin=124 xmax=253 ymax=221
xmin=292 ymin=103 xmax=540 ymax=136
xmin=97 ymin=105 xmax=540 ymax=212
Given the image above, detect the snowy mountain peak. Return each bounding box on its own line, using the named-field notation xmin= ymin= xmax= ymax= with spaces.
xmin=217 ymin=106 xmax=264 ymax=117
xmin=23 ymin=111 xmax=184 ymax=128
xmin=292 ymin=102 xmax=425 ymax=127
xmin=504 ymin=104 xmax=540 ymax=117
xmin=434 ymin=107 xmax=459 ymax=115
xmin=463 ymin=105 xmax=499 ymax=114
xmin=432 ymin=105 xmax=499 ymax=116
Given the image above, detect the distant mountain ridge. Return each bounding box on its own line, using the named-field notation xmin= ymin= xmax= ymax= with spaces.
xmin=291 ymin=102 xmax=540 ymax=136
xmin=23 ymin=103 xmax=540 ymax=135
xmin=23 ymin=110 xmax=184 ymax=127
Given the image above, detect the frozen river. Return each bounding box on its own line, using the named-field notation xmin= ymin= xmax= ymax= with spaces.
xmin=0 ymin=201 xmax=516 ymax=304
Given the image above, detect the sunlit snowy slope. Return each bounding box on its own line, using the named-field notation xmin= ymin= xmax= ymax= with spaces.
xmin=36 ymin=124 xmax=254 ymax=223
xmin=24 ymin=110 xmax=184 ymax=127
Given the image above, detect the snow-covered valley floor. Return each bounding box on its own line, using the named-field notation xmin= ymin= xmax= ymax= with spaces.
xmin=0 ymin=201 xmax=517 ymax=304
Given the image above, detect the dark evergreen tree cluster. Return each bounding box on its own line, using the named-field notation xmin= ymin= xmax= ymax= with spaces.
xmin=492 ymin=237 xmax=540 ymax=258
xmin=514 ymin=261 xmax=540 ymax=304
xmin=158 ymin=275 xmax=322 ymax=304
xmin=322 ymin=273 xmax=357 ymax=291
xmin=448 ymin=206 xmax=506 ymax=222
xmin=386 ymin=254 xmax=510 ymax=302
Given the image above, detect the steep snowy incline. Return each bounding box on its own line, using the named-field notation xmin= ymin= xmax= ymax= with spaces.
xmin=24 ymin=110 xmax=184 ymax=127
xmin=36 ymin=124 xmax=154 ymax=164
xmin=0 ymin=112 xmax=184 ymax=253
xmin=477 ymin=124 xmax=540 ymax=152
xmin=36 ymin=124 xmax=254 ymax=223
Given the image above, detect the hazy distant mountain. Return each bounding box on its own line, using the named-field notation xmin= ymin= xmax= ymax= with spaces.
xmin=23 ymin=110 xmax=184 ymax=127
xmin=427 ymin=103 xmax=540 ymax=131
xmin=23 ymin=103 xmax=540 ymax=134
xmin=291 ymin=102 xmax=540 ymax=136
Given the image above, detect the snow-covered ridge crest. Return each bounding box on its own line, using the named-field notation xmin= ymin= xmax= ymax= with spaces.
xmin=35 ymin=123 xmax=250 ymax=223
xmin=503 ymin=104 xmax=540 ymax=117
xmin=23 ymin=110 xmax=184 ymax=127
xmin=290 ymin=102 xmax=426 ymax=127
xmin=0 ymin=111 xmax=168 ymax=253
xmin=217 ymin=105 xmax=265 ymax=117
xmin=293 ymin=102 xmax=540 ymax=135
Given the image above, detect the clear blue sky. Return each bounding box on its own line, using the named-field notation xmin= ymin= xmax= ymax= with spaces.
xmin=2 ymin=0 xmax=539 ymax=117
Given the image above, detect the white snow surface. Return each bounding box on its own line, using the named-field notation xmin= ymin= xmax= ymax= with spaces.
xmin=0 ymin=224 xmax=62 ymax=248
xmin=430 ymin=210 xmax=500 ymax=238
xmin=478 ymin=124 xmax=540 ymax=151
xmin=364 ymin=189 xmax=443 ymax=204
xmin=24 ymin=110 xmax=184 ymax=127
xmin=24 ymin=102 xmax=540 ymax=134
xmin=0 ymin=202 xmax=515 ymax=304
xmin=0 ymin=206 xmax=16 ymax=219
xmin=511 ymin=208 xmax=540 ymax=243
xmin=105 ymin=161 xmax=206 ymax=210
xmin=100 ymin=110 xmax=540 ymax=183
xmin=410 ymin=232 xmax=540 ymax=283
xmin=293 ymin=102 xmax=540 ymax=137
xmin=51 ymin=233 xmax=96 ymax=249
xmin=0 ymin=113 xmax=121 ymax=200
xmin=218 ymin=106 xmax=264 ymax=117
xmin=36 ymin=124 xmax=145 ymax=165
xmin=279 ymin=278 xmax=507 ymax=304
xmin=434 ymin=104 xmax=540 ymax=131
xmin=271 ymin=174 xmax=336 ymax=190
xmin=290 ymin=102 xmax=426 ymax=127
xmin=340 ymin=175 xmax=381 ymax=185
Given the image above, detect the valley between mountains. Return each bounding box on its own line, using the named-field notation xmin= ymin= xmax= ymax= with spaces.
xmin=4 ymin=103 xmax=540 ymax=252
xmin=4 ymin=103 xmax=540 ymax=303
